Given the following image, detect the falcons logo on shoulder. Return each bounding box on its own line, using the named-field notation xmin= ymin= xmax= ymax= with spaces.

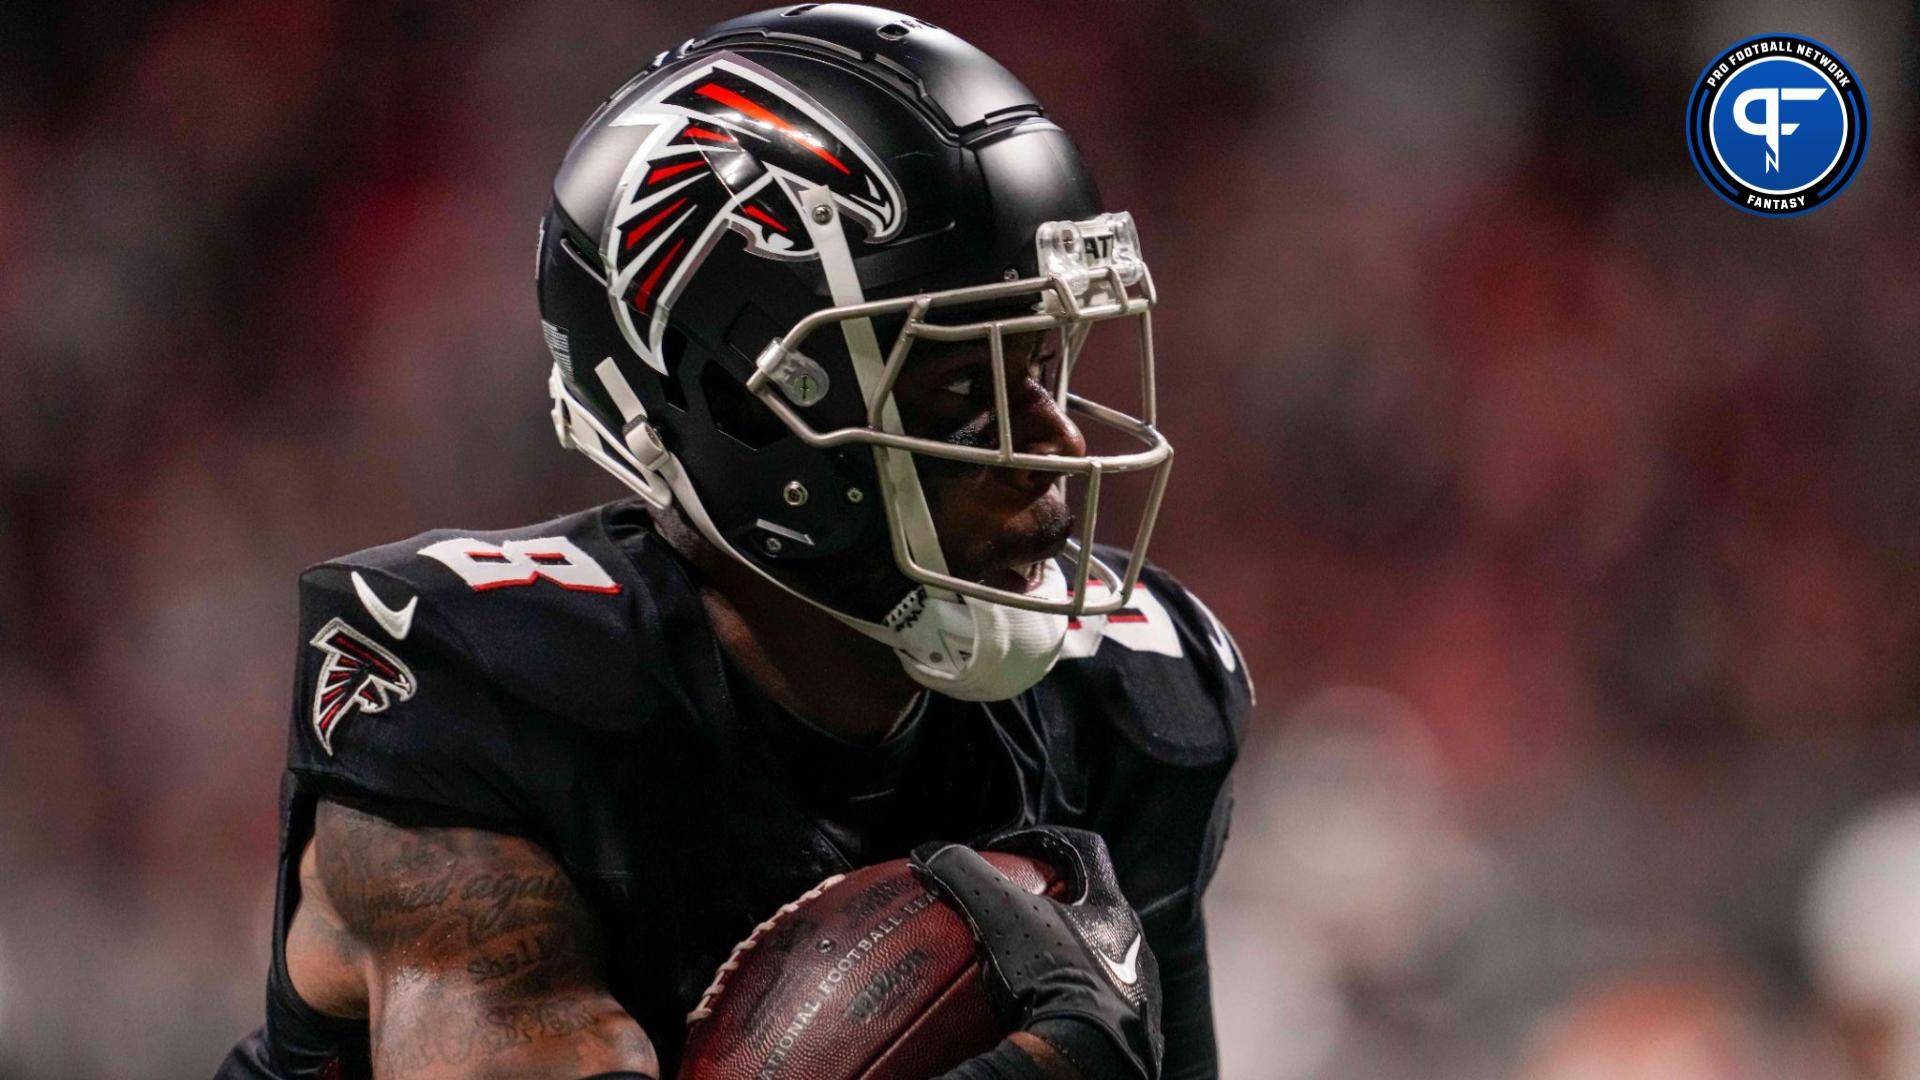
xmin=309 ymin=617 xmax=417 ymax=754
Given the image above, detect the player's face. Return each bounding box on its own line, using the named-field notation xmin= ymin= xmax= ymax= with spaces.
xmin=891 ymin=329 xmax=1084 ymax=595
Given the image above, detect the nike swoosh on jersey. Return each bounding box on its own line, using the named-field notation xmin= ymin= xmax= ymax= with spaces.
xmin=1099 ymin=933 xmax=1142 ymax=987
xmin=352 ymin=571 xmax=418 ymax=641
xmin=1188 ymin=591 xmax=1240 ymax=674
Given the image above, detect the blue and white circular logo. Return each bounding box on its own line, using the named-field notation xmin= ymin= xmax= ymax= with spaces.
xmin=1687 ymin=34 xmax=1868 ymax=216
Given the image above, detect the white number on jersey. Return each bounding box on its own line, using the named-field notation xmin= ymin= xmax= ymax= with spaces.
xmin=418 ymin=537 xmax=621 ymax=594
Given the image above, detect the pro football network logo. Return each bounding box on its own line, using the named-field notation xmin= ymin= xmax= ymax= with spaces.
xmin=309 ymin=617 xmax=417 ymax=754
xmin=1687 ymin=34 xmax=1868 ymax=216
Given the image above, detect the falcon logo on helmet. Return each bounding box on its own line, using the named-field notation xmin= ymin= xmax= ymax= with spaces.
xmin=309 ymin=617 xmax=417 ymax=754
xmin=602 ymin=55 xmax=906 ymax=373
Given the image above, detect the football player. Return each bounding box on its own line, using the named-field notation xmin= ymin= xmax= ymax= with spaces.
xmin=215 ymin=6 xmax=1249 ymax=1079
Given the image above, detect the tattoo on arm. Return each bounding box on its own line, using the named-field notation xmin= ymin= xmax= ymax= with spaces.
xmin=311 ymin=800 xmax=659 ymax=1079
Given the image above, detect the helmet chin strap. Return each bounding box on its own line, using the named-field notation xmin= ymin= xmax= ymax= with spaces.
xmin=879 ymin=558 xmax=1071 ymax=702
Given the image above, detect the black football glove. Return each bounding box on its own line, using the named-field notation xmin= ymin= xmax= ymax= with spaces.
xmin=911 ymin=826 xmax=1163 ymax=1080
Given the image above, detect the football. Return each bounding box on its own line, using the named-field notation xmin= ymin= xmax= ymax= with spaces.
xmin=679 ymin=853 xmax=1062 ymax=1080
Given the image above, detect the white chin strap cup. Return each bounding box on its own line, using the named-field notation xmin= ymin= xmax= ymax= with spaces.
xmin=861 ymin=561 xmax=1072 ymax=702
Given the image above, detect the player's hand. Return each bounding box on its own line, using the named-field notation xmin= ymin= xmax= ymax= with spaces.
xmin=911 ymin=826 xmax=1163 ymax=1080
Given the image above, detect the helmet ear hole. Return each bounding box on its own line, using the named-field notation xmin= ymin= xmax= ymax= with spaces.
xmin=700 ymin=363 xmax=788 ymax=450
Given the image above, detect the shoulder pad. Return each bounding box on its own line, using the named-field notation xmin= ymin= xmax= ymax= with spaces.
xmin=1046 ymin=547 xmax=1253 ymax=767
xmin=287 ymin=504 xmax=675 ymax=822
xmin=297 ymin=503 xmax=662 ymax=745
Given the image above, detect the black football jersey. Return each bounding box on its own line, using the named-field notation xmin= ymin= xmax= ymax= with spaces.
xmin=216 ymin=499 xmax=1250 ymax=1079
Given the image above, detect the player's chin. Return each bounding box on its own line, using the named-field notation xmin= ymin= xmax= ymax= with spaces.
xmin=956 ymin=493 xmax=1076 ymax=597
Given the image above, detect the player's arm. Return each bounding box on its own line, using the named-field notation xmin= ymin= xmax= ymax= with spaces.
xmin=300 ymin=797 xmax=659 ymax=1080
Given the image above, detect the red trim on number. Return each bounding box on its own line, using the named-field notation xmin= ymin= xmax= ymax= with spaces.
xmin=471 ymin=574 xmax=541 ymax=591
xmin=463 ymin=573 xmax=623 ymax=595
xmin=625 ymin=197 xmax=688 ymax=250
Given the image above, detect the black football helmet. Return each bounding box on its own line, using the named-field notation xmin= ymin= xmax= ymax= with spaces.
xmin=537 ymin=4 xmax=1172 ymax=698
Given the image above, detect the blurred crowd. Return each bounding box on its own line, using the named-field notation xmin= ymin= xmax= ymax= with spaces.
xmin=2 ymin=1 xmax=1918 ymax=1077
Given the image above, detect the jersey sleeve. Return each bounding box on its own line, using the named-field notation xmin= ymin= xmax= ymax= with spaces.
xmin=286 ymin=563 xmax=553 ymax=828
xmin=1055 ymin=553 xmax=1253 ymax=770
xmin=1045 ymin=552 xmax=1253 ymax=934
xmin=1111 ymin=565 xmax=1245 ymax=1079
xmin=282 ymin=510 xmax=661 ymax=831
xmin=1133 ymin=562 xmax=1250 ymax=906
xmin=1130 ymin=561 xmax=1255 ymax=762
